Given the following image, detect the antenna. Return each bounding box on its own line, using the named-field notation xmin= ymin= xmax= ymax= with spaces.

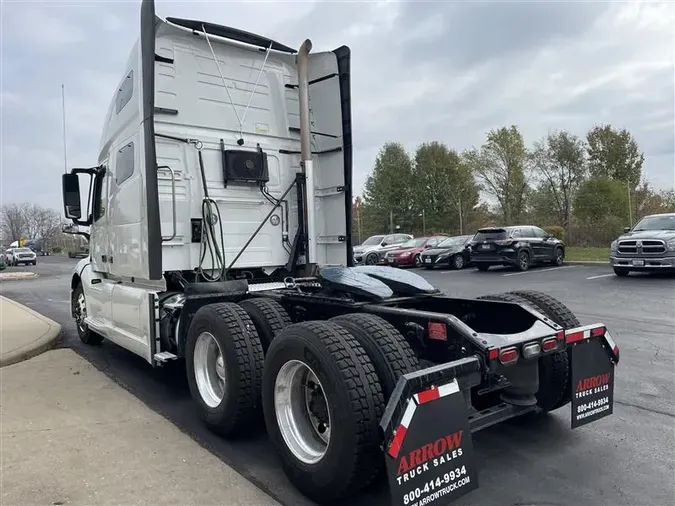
xmin=61 ymin=84 xmax=68 ymax=174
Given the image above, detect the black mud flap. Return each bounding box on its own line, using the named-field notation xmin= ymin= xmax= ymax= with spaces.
xmin=381 ymin=358 xmax=481 ymax=506
xmin=570 ymin=336 xmax=616 ymax=429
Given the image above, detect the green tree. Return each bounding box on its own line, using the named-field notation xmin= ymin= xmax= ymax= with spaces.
xmin=362 ymin=142 xmax=415 ymax=233
xmin=586 ymin=124 xmax=644 ymax=189
xmin=412 ymin=142 xmax=479 ymax=234
xmin=463 ymin=126 xmax=529 ymax=225
xmin=573 ymin=177 xmax=629 ymax=224
xmin=530 ymin=130 xmax=587 ymax=234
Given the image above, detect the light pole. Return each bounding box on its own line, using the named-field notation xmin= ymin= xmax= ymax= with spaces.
xmin=419 ymin=209 xmax=426 ymax=235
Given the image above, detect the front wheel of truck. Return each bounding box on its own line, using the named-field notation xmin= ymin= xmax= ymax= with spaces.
xmin=73 ymin=283 xmax=103 ymax=345
xmin=262 ymin=321 xmax=384 ymax=502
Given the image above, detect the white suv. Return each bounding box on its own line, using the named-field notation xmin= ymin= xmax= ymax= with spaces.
xmin=6 ymin=247 xmax=37 ymax=266
xmin=352 ymin=233 xmax=414 ymax=265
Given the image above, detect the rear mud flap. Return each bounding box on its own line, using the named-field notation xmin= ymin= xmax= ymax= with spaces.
xmin=569 ymin=332 xmax=617 ymax=429
xmin=380 ymin=358 xmax=481 ymax=506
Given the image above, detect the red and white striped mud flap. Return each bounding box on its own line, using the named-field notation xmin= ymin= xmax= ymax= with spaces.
xmin=566 ymin=324 xmax=618 ymax=429
xmin=383 ymin=378 xmax=479 ymax=506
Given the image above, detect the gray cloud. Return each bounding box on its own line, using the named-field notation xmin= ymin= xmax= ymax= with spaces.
xmin=1 ymin=0 xmax=673 ymax=214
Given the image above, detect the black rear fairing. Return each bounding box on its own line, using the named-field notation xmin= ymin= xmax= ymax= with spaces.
xmin=140 ymin=0 xmax=162 ymax=280
xmin=332 ymin=45 xmax=354 ymax=267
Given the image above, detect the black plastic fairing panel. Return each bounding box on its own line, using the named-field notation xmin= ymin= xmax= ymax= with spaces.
xmin=140 ymin=0 xmax=162 ymax=280
xmin=332 ymin=46 xmax=354 ymax=267
xmin=353 ymin=265 xmax=439 ymax=295
xmin=319 ymin=266 xmax=393 ymax=300
xmin=165 ymin=17 xmax=297 ymax=54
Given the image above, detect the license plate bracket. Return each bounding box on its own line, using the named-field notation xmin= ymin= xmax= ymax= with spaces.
xmin=631 ymin=259 xmax=645 ymax=267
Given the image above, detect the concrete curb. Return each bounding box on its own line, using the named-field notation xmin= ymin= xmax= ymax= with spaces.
xmin=0 ymin=272 xmax=39 ymax=281
xmin=565 ymin=260 xmax=609 ymax=265
xmin=0 ymin=296 xmax=62 ymax=368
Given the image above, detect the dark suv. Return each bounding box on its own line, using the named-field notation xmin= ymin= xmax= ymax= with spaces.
xmin=469 ymin=225 xmax=565 ymax=271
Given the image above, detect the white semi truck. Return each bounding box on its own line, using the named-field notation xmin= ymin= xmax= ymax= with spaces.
xmin=62 ymin=2 xmax=621 ymax=505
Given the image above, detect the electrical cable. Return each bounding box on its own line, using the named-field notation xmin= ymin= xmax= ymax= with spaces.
xmin=196 ymin=149 xmax=227 ymax=282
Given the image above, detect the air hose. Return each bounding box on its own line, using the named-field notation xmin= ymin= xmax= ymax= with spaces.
xmin=196 ymin=149 xmax=227 ymax=282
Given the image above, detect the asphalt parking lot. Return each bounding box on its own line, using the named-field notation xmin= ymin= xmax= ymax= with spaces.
xmin=2 ymin=256 xmax=673 ymax=506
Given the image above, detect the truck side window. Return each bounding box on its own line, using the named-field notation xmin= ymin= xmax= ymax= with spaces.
xmin=94 ymin=168 xmax=107 ymax=222
xmin=116 ymin=142 xmax=135 ymax=185
xmin=115 ymin=70 xmax=134 ymax=114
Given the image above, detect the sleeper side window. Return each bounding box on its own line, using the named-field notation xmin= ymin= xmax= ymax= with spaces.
xmin=115 ymin=70 xmax=134 ymax=114
xmin=116 ymin=142 xmax=135 ymax=186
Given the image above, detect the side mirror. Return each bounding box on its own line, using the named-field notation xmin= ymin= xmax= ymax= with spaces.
xmin=623 ymin=227 xmax=631 ymax=233
xmin=62 ymin=173 xmax=82 ymax=220
xmin=381 ymin=242 xmax=388 ymax=247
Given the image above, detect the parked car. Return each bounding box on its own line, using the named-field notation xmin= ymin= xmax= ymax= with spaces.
xmin=469 ymin=225 xmax=565 ymax=272
xmin=610 ymin=212 xmax=675 ymax=276
xmin=5 ymin=247 xmax=37 ymax=266
xmin=419 ymin=234 xmax=474 ymax=269
xmin=383 ymin=235 xmax=448 ymax=268
xmin=352 ymin=233 xmax=413 ymax=265
xmin=0 ymin=254 xmax=6 ymax=271
xmin=68 ymin=246 xmax=90 ymax=259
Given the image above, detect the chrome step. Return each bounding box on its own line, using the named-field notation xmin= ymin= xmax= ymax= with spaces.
xmin=248 ymin=282 xmax=288 ymax=292
xmin=154 ymin=351 xmax=178 ymax=363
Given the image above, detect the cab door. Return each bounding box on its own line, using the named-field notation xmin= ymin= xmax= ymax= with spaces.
xmin=82 ymin=162 xmax=113 ymax=325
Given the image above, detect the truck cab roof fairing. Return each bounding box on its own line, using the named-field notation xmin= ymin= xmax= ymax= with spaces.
xmin=165 ymin=17 xmax=297 ymax=54
xmin=141 ymin=0 xmax=162 ymax=280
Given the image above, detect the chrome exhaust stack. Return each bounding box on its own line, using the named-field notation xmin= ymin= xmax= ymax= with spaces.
xmin=297 ymin=39 xmax=316 ymax=264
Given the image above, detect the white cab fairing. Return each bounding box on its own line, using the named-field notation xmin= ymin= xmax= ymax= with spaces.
xmin=151 ymin=20 xmax=350 ymax=273
xmin=69 ymin=0 xmax=354 ymax=364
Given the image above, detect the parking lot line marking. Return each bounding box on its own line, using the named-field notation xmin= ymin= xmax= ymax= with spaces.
xmin=587 ymin=273 xmax=614 ymax=280
xmin=502 ymin=265 xmax=578 ymax=277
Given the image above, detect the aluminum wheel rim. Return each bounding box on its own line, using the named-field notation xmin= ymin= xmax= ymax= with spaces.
xmin=520 ymin=253 xmax=529 ymax=269
xmin=415 ymin=255 xmax=421 ymax=267
xmin=556 ymin=250 xmax=563 ymax=265
xmin=194 ymin=332 xmax=227 ymax=408
xmin=366 ymin=254 xmax=378 ymax=265
xmin=76 ymin=292 xmax=87 ymax=331
xmin=454 ymin=255 xmax=464 ymax=269
xmin=274 ymin=360 xmax=331 ymax=465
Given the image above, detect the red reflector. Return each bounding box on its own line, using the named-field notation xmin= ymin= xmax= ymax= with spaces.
xmin=428 ymin=322 xmax=447 ymax=341
xmin=488 ymin=348 xmax=499 ymax=360
xmin=556 ymin=330 xmax=565 ymax=341
xmin=542 ymin=337 xmax=558 ymax=352
xmin=591 ymin=326 xmax=605 ymax=337
xmin=499 ymin=347 xmax=519 ymax=365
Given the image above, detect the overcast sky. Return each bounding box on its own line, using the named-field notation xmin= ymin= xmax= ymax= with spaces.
xmin=2 ymin=0 xmax=674 ymax=213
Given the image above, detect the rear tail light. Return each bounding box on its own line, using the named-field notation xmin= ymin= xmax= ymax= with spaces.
xmin=499 ymin=347 xmax=519 ymax=365
xmin=522 ymin=342 xmax=541 ymax=359
xmin=542 ymin=337 xmax=558 ymax=352
xmin=428 ymin=322 xmax=447 ymax=341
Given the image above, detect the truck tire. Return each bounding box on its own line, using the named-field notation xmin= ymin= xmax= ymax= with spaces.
xmin=330 ymin=313 xmax=420 ymax=400
xmin=73 ymin=283 xmax=104 ymax=345
xmin=238 ymin=297 xmax=291 ymax=353
xmin=262 ymin=321 xmax=384 ymax=502
xmin=507 ymin=290 xmax=580 ymax=411
xmin=477 ymin=292 xmax=571 ymax=412
xmin=185 ymin=302 xmax=264 ymax=437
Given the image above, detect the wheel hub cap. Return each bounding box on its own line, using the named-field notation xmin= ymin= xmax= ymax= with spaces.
xmin=194 ymin=332 xmax=226 ymax=408
xmin=274 ymin=360 xmax=331 ymax=464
